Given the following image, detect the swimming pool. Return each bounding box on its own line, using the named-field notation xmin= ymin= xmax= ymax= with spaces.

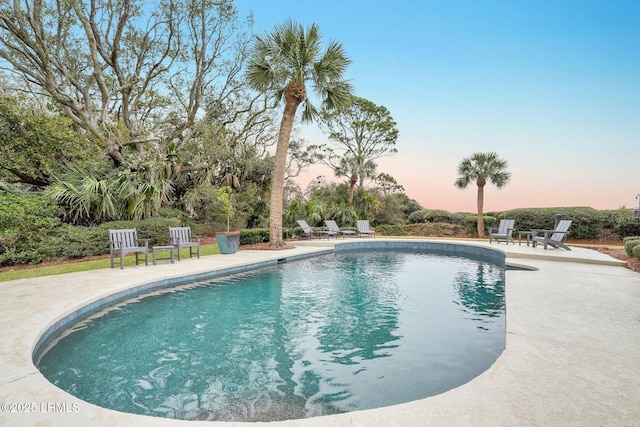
xmin=36 ymin=245 xmax=506 ymax=422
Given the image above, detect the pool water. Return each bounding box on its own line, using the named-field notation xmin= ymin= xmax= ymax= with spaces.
xmin=37 ymin=250 xmax=505 ymax=422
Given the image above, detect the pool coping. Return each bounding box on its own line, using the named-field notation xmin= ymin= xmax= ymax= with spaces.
xmin=1 ymin=238 xmax=639 ymax=426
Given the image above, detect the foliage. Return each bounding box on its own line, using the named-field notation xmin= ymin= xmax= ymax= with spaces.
xmin=462 ymin=215 xmax=497 ymax=237
xmin=217 ymin=186 xmax=236 ymax=232
xmin=408 ymin=210 xmax=429 ymax=223
xmin=600 ymin=209 xmax=640 ymax=238
xmin=240 ymin=228 xmax=269 ymax=245
xmin=455 ymin=152 xmax=510 ymax=237
xmin=0 ymin=94 xmax=102 ymax=187
xmin=0 ymin=193 xmax=60 ymax=265
xmin=318 ymin=97 xmax=399 ymax=203
xmin=405 ymin=223 xmax=465 ymax=237
xmin=408 ymin=209 xmax=454 ymax=224
xmin=46 ymin=166 xmax=172 ymax=224
xmin=376 ymin=224 xmax=407 ymax=236
xmin=624 ymin=238 xmax=640 ymax=256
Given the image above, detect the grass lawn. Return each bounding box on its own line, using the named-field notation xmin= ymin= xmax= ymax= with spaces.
xmin=0 ymin=244 xmax=222 ymax=283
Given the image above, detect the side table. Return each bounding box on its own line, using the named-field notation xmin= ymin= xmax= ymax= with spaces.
xmin=152 ymin=245 xmax=175 ymax=265
xmin=518 ymin=231 xmax=532 ymax=246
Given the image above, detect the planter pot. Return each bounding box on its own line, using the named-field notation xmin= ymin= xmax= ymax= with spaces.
xmin=216 ymin=231 xmax=240 ymax=254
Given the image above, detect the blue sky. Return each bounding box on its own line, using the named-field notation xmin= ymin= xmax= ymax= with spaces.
xmin=235 ymin=0 xmax=640 ymax=212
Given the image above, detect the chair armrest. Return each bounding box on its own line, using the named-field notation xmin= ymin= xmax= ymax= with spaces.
xmin=137 ymin=238 xmax=150 ymax=248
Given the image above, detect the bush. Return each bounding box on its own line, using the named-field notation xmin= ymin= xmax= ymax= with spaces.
xmin=0 ymin=193 xmax=61 ymax=265
xmin=376 ymin=224 xmax=407 ymax=236
xmin=425 ymin=209 xmax=453 ymax=223
xmin=240 ymin=228 xmax=269 ymax=245
xmin=406 ymin=223 xmax=465 ymax=237
xmin=407 ymin=210 xmax=429 ymax=224
xmin=30 ymin=225 xmax=107 ymax=261
xmin=601 ymin=209 xmax=640 ymax=238
xmin=624 ymin=238 xmax=640 ymax=256
xmin=633 ymin=244 xmax=640 ymax=260
xmin=461 ymin=215 xmax=496 ymax=236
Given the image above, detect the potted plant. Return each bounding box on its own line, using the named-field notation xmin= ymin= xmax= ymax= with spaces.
xmin=215 ymin=186 xmax=240 ymax=254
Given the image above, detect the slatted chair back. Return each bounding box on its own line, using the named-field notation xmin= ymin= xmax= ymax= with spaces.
xmin=357 ymin=220 xmax=375 ymax=237
xmin=497 ymin=219 xmax=514 ymax=236
xmin=551 ymin=220 xmax=572 ymax=242
xmin=169 ymin=227 xmax=192 ymax=244
xmin=109 ymin=229 xmax=139 ymax=248
xmin=324 ymin=220 xmax=340 ymax=233
xmin=296 ymin=220 xmax=313 ymax=236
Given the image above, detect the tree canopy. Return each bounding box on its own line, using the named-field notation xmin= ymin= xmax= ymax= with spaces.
xmin=319 ymin=96 xmax=399 ymax=203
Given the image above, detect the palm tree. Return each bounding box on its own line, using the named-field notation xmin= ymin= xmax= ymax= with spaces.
xmin=246 ymin=20 xmax=353 ymax=247
xmin=455 ymin=152 xmax=511 ymax=238
xmin=334 ymin=153 xmax=377 ymax=204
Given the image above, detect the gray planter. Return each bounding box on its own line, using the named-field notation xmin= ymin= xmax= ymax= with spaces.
xmin=216 ymin=231 xmax=240 ymax=254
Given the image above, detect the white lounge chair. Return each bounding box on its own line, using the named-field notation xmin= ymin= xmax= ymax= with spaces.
xmin=296 ymin=220 xmax=336 ymax=239
xmin=489 ymin=219 xmax=515 ymax=244
xmin=324 ymin=219 xmax=356 ymax=238
xmin=531 ymin=220 xmax=572 ymax=250
xmin=356 ymin=220 xmax=375 ymax=238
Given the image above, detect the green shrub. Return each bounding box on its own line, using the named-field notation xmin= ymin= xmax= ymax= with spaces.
xmin=240 ymin=228 xmax=269 ymax=245
xmin=425 ymin=209 xmax=453 ymax=223
xmin=31 ymin=225 xmax=107 ymax=260
xmin=633 ymin=244 xmax=640 ymax=260
xmin=407 ymin=210 xmax=429 ymax=224
xmin=0 ymin=193 xmax=62 ymax=265
xmin=624 ymin=238 xmax=640 ymax=256
xmin=601 ymin=209 xmax=640 ymax=238
xmin=376 ymin=224 xmax=406 ymax=236
xmin=461 ymin=215 xmax=496 ymax=236
xmin=406 ymin=223 xmax=465 ymax=237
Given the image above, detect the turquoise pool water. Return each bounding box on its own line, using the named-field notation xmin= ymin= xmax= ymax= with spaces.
xmin=37 ymin=249 xmax=505 ymax=422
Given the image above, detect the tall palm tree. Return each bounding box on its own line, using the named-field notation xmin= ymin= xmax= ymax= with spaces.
xmin=455 ymin=152 xmax=511 ymax=238
xmin=247 ymin=20 xmax=353 ymax=247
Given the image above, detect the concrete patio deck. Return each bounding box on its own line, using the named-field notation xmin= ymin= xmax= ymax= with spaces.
xmin=1 ymin=238 xmax=639 ymax=426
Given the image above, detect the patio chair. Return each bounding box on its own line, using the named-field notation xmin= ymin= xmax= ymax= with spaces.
xmin=109 ymin=228 xmax=149 ymax=269
xmin=324 ymin=219 xmax=357 ymax=238
xmin=531 ymin=220 xmax=573 ymax=250
xmin=356 ymin=220 xmax=376 ymax=238
xmin=169 ymin=226 xmax=200 ymax=261
xmin=489 ymin=219 xmax=515 ymax=244
xmin=296 ymin=220 xmax=337 ymax=239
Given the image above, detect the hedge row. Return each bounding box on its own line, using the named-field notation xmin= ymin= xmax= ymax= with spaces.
xmin=408 ymin=207 xmax=639 ymax=239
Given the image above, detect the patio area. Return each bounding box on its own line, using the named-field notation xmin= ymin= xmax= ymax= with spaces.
xmin=1 ymin=238 xmax=639 ymax=426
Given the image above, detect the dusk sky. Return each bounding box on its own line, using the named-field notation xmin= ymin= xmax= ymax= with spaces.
xmin=236 ymin=0 xmax=639 ymax=213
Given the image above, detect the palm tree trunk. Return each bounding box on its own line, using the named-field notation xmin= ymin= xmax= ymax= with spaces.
xmin=477 ymin=184 xmax=485 ymax=238
xmin=348 ymin=173 xmax=357 ymax=204
xmin=270 ymin=97 xmax=300 ymax=247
